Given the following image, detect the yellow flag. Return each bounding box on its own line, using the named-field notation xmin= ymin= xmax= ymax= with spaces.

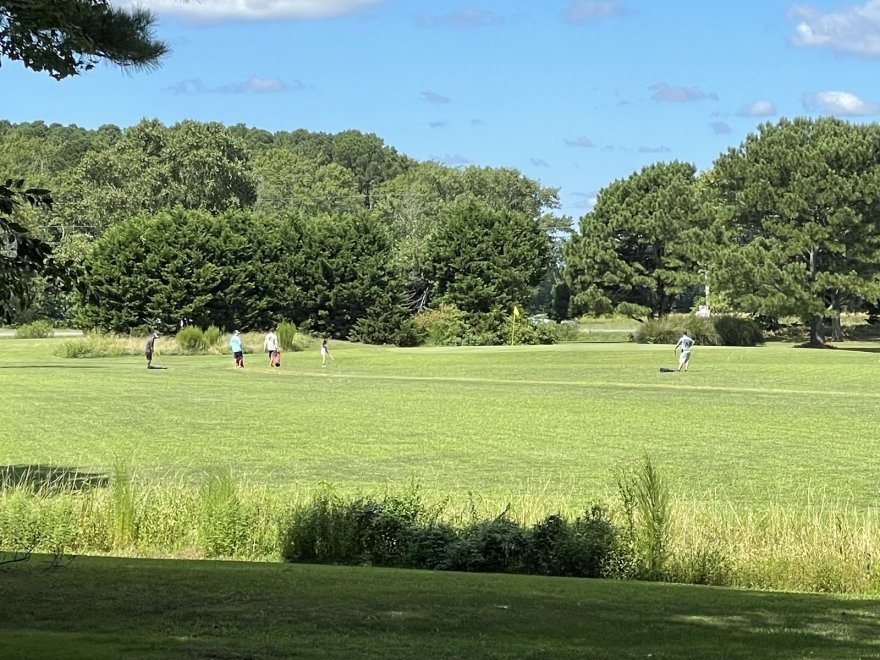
xmin=513 ymin=305 xmax=520 ymax=318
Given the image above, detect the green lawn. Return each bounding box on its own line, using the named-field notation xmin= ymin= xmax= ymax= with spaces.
xmin=1 ymin=554 xmax=879 ymax=659
xmin=3 ymin=337 xmax=880 ymax=507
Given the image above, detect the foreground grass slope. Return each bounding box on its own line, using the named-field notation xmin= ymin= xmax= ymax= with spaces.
xmin=2 ymin=555 xmax=879 ymax=659
xmin=2 ymin=337 xmax=880 ymax=507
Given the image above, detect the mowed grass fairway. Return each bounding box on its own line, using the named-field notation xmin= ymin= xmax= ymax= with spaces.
xmin=3 ymin=336 xmax=880 ymax=507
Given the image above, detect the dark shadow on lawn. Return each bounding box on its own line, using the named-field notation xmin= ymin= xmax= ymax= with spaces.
xmin=834 ymin=346 xmax=880 ymax=354
xmin=0 ymin=465 xmax=110 ymax=492
xmin=0 ymin=364 xmax=106 ymax=369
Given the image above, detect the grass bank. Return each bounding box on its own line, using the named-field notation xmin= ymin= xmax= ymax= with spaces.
xmin=2 ymin=554 xmax=879 ymax=659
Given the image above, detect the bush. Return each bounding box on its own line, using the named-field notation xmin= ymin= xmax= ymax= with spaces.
xmin=276 ymin=322 xmax=297 ymax=351
xmin=633 ymin=315 xmax=719 ymax=345
xmin=202 ymin=325 xmax=222 ymax=348
xmin=634 ymin=314 xmax=764 ymax=347
xmin=281 ymin=488 xmax=359 ymax=564
xmin=445 ymin=513 xmax=529 ymax=573
xmin=14 ymin=320 xmax=54 ymax=338
xmin=524 ymin=507 xmax=618 ymax=578
xmin=712 ymin=315 xmax=764 ymax=346
xmin=414 ymin=304 xmax=468 ymax=346
xmin=175 ymin=326 xmax=205 ymax=353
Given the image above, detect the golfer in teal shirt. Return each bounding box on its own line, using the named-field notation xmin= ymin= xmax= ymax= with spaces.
xmin=229 ymin=330 xmax=244 ymax=368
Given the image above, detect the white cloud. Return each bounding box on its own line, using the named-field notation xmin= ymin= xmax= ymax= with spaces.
xmin=737 ymin=99 xmax=777 ymax=117
xmin=710 ymin=121 xmax=732 ymax=135
xmin=802 ymin=90 xmax=880 ymax=115
xmin=789 ymin=1 xmax=880 ymax=56
xmin=118 ymin=0 xmax=384 ymax=21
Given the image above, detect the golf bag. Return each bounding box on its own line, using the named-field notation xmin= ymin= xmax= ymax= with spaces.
xmin=272 ymin=350 xmax=281 ymax=367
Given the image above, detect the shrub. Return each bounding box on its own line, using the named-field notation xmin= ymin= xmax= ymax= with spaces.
xmin=15 ymin=320 xmax=54 ymax=338
xmin=202 ymin=325 xmax=222 ymax=348
xmin=281 ymin=487 xmax=359 ymax=564
xmin=175 ymin=326 xmax=205 ymax=353
xmin=633 ymin=315 xmax=719 ymax=345
xmin=414 ymin=304 xmax=468 ymax=346
xmin=276 ymin=322 xmax=297 ymax=351
xmin=712 ymin=315 xmax=764 ymax=346
xmin=445 ymin=513 xmax=529 ymax=573
xmin=524 ymin=507 xmax=618 ymax=578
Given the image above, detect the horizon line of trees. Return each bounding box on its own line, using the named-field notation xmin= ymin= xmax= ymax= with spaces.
xmin=6 ymin=115 xmax=880 ymax=346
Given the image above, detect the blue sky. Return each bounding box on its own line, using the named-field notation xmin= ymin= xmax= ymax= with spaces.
xmin=4 ymin=0 xmax=880 ymax=219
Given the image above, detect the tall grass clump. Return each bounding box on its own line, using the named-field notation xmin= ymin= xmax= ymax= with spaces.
xmin=54 ymin=332 xmax=129 ymax=358
xmin=613 ymin=457 xmax=671 ymax=580
xmin=15 ymin=319 xmax=54 ymax=338
xmin=198 ymin=469 xmax=247 ymax=558
xmin=110 ymin=459 xmax=136 ymax=548
xmin=276 ymin=321 xmax=310 ymax=352
xmin=202 ymin=325 xmax=222 ymax=348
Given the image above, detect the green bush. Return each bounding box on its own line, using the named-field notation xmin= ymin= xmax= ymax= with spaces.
xmin=202 ymin=325 xmax=222 ymax=348
xmin=712 ymin=315 xmax=764 ymax=346
xmin=633 ymin=315 xmax=719 ymax=345
xmin=414 ymin=304 xmax=468 ymax=346
xmin=524 ymin=506 xmax=617 ymax=577
xmin=445 ymin=514 xmax=529 ymax=573
xmin=175 ymin=326 xmax=205 ymax=353
xmin=14 ymin=320 xmax=54 ymax=338
xmin=281 ymin=488 xmax=359 ymax=564
xmin=276 ymin=322 xmax=297 ymax=351
xmin=634 ymin=314 xmax=764 ymax=347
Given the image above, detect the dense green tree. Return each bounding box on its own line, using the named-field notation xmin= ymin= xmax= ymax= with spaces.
xmin=709 ymin=117 xmax=880 ymax=345
xmin=424 ymin=196 xmax=550 ymax=315
xmin=306 ymin=210 xmax=403 ymax=339
xmin=76 ymin=208 xmax=314 ymax=332
xmin=375 ymin=163 xmax=559 ymax=313
xmin=0 ymin=178 xmax=60 ymax=320
xmin=63 ymin=119 xmax=257 ymax=231
xmin=563 ymin=161 xmax=707 ymax=319
xmin=253 ymin=148 xmax=361 ymax=218
xmin=0 ymin=0 xmax=166 ymax=79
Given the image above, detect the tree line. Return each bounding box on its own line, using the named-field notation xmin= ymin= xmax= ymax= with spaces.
xmin=1 ymin=119 xmax=558 ymax=343
xmin=7 ymin=115 xmax=880 ymax=346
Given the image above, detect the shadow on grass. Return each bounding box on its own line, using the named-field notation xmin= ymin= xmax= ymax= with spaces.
xmin=834 ymin=346 xmax=880 ymax=354
xmin=0 ymin=464 xmax=109 ymax=492
xmin=0 ymin=364 xmax=106 ymax=369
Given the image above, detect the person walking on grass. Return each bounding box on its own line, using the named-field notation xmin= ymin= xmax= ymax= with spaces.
xmin=264 ymin=328 xmax=279 ymax=368
xmin=229 ymin=330 xmax=244 ymax=369
xmin=144 ymin=331 xmax=159 ymax=369
xmin=320 ymin=338 xmax=334 ymax=367
xmin=674 ymin=330 xmax=695 ymax=372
